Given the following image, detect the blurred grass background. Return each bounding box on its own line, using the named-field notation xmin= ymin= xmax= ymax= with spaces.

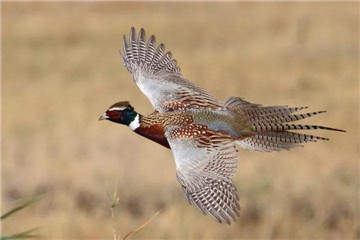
xmin=2 ymin=2 xmax=359 ymax=239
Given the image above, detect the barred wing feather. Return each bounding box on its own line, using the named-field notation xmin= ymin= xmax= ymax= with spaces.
xmin=121 ymin=27 xmax=225 ymax=113
xmin=166 ymin=124 xmax=240 ymax=224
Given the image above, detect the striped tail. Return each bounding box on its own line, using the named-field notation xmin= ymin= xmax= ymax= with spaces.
xmin=225 ymin=97 xmax=346 ymax=152
xmin=121 ymin=27 xmax=181 ymax=76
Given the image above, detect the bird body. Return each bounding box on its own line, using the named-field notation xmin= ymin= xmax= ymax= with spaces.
xmin=99 ymin=27 xmax=345 ymax=224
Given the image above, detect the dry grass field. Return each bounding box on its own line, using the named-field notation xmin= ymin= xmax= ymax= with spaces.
xmin=2 ymin=2 xmax=359 ymax=239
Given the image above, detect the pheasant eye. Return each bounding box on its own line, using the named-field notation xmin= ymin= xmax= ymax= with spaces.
xmin=107 ymin=110 xmax=121 ymax=120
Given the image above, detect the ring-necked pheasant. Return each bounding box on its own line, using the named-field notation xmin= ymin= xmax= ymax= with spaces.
xmin=99 ymin=27 xmax=345 ymax=224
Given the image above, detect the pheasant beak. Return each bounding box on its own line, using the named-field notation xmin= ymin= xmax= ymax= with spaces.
xmin=98 ymin=113 xmax=109 ymax=121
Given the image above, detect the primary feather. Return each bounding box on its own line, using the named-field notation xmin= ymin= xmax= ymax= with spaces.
xmin=121 ymin=27 xmax=224 ymax=113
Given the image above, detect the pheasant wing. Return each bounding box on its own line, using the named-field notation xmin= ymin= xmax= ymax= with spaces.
xmin=165 ymin=124 xmax=240 ymax=224
xmin=121 ymin=27 xmax=225 ymax=113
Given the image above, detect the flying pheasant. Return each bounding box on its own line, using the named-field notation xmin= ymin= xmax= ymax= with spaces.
xmin=99 ymin=27 xmax=345 ymax=224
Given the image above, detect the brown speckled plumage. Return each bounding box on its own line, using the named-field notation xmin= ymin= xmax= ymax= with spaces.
xmin=141 ymin=112 xmax=193 ymax=128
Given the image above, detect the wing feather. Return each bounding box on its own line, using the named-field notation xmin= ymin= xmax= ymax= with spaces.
xmin=166 ymin=124 xmax=240 ymax=224
xmin=121 ymin=27 xmax=225 ymax=112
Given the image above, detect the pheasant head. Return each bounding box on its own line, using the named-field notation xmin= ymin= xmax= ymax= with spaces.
xmin=99 ymin=101 xmax=139 ymax=129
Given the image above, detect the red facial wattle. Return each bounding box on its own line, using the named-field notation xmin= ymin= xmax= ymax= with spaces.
xmin=106 ymin=110 xmax=122 ymax=121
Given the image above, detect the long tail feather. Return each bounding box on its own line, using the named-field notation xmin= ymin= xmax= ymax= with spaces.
xmin=254 ymin=123 xmax=346 ymax=132
xmin=225 ymin=97 xmax=345 ymax=152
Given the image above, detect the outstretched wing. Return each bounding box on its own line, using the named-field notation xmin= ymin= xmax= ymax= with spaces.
xmin=165 ymin=124 xmax=240 ymax=224
xmin=121 ymin=27 xmax=225 ymax=113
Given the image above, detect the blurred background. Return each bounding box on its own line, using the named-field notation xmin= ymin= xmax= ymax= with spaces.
xmin=2 ymin=2 xmax=359 ymax=239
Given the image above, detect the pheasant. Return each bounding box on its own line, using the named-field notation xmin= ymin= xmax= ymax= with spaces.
xmin=99 ymin=27 xmax=345 ymax=224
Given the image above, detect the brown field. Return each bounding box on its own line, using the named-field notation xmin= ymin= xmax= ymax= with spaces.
xmin=2 ymin=2 xmax=359 ymax=239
